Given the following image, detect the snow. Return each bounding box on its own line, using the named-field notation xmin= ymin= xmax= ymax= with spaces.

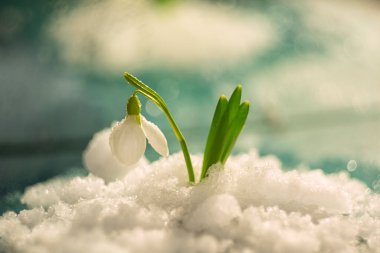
xmin=1 ymin=131 xmax=379 ymax=253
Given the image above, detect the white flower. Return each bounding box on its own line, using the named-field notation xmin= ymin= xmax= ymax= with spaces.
xmin=109 ymin=115 xmax=169 ymax=166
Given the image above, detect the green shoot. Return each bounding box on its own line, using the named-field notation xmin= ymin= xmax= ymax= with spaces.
xmin=200 ymin=85 xmax=250 ymax=180
xmin=200 ymin=96 xmax=228 ymax=179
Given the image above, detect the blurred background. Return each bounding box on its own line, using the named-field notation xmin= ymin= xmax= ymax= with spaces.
xmin=1 ymin=0 xmax=380 ymax=212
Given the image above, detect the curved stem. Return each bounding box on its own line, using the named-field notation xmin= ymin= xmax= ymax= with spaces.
xmin=163 ymin=108 xmax=195 ymax=183
xmin=124 ymin=72 xmax=195 ymax=183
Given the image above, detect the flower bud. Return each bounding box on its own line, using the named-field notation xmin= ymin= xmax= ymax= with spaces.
xmin=126 ymin=94 xmax=141 ymax=115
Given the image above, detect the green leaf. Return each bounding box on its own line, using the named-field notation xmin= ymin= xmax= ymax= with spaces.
xmin=200 ymin=85 xmax=249 ymax=180
xmin=210 ymin=85 xmax=242 ymax=162
xmin=220 ymin=101 xmax=249 ymax=163
xmin=201 ymin=95 xmax=228 ymax=179
xmin=225 ymin=84 xmax=242 ymax=124
xmin=202 ymin=99 xmax=233 ymax=176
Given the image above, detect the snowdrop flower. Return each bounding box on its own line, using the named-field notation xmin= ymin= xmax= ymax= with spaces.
xmin=110 ymin=94 xmax=169 ymax=166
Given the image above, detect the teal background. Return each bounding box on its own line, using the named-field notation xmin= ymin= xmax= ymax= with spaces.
xmin=1 ymin=0 xmax=380 ymax=213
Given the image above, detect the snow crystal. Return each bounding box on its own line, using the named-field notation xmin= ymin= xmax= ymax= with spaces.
xmin=1 ymin=141 xmax=379 ymax=253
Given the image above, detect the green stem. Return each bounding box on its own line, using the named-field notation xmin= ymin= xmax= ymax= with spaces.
xmin=124 ymin=72 xmax=195 ymax=183
xmin=163 ymin=108 xmax=195 ymax=183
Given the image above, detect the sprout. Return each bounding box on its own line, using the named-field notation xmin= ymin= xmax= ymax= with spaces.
xmin=201 ymin=85 xmax=250 ymax=180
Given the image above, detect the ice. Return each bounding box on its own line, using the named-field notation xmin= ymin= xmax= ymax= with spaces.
xmin=1 ymin=133 xmax=380 ymax=253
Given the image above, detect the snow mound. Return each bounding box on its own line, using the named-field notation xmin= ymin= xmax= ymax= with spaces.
xmin=1 ymin=151 xmax=379 ymax=253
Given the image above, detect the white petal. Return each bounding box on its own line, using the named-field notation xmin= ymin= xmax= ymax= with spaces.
xmin=109 ymin=116 xmax=146 ymax=166
xmin=141 ymin=116 xmax=169 ymax=157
